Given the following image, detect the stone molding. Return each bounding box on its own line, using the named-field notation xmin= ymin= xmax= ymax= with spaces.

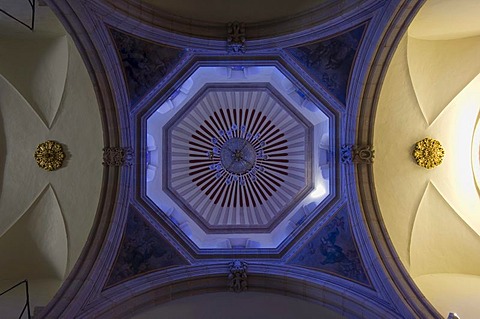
xmin=102 ymin=147 xmax=134 ymax=166
xmin=103 ymin=0 xmax=377 ymax=40
xmin=349 ymin=0 xmax=442 ymax=317
xmin=68 ymin=263 xmax=402 ymax=318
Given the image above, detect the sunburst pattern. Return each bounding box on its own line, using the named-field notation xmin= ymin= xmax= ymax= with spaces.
xmin=191 ymin=109 xmax=285 ymax=205
xmin=166 ymin=86 xmax=312 ymax=231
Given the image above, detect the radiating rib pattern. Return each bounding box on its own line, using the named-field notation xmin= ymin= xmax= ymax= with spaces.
xmin=168 ymin=88 xmax=310 ymax=231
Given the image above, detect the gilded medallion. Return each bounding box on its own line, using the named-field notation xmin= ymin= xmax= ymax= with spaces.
xmin=34 ymin=140 xmax=65 ymax=171
xmin=413 ymin=138 xmax=444 ymax=169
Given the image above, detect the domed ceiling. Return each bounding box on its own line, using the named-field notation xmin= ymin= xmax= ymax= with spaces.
xmin=5 ymin=0 xmax=464 ymax=318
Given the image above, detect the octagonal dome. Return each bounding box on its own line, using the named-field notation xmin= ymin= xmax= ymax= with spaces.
xmin=146 ymin=65 xmax=331 ymax=249
xmin=165 ymin=84 xmax=313 ymax=233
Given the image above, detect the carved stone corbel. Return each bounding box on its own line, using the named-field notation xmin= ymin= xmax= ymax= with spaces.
xmin=228 ymin=260 xmax=248 ymax=292
xmin=102 ymin=147 xmax=134 ymax=166
xmin=341 ymin=144 xmax=374 ymax=164
xmin=227 ymin=21 xmax=246 ymax=54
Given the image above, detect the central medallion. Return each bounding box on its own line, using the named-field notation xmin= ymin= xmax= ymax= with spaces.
xmin=207 ymin=126 xmax=268 ymax=187
xmin=221 ymin=137 xmax=256 ymax=174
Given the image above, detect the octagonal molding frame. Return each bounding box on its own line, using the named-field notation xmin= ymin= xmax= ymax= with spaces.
xmin=162 ymin=83 xmax=313 ymax=234
xmin=135 ymin=57 xmax=342 ymax=258
xmin=144 ymin=65 xmax=329 ymax=249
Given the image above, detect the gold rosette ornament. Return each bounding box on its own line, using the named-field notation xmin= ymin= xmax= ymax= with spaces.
xmin=413 ymin=138 xmax=444 ymax=169
xmin=34 ymin=140 xmax=65 ymax=171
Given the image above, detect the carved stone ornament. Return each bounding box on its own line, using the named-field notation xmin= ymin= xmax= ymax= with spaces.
xmin=227 ymin=21 xmax=246 ymax=54
xmin=34 ymin=140 xmax=65 ymax=171
xmin=341 ymin=144 xmax=374 ymax=164
xmin=413 ymin=138 xmax=444 ymax=169
xmin=228 ymin=260 xmax=248 ymax=293
xmin=102 ymin=147 xmax=134 ymax=166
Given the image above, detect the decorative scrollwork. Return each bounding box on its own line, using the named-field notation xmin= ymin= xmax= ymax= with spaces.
xmin=34 ymin=140 xmax=65 ymax=171
xmin=341 ymin=144 xmax=374 ymax=164
xmin=413 ymin=138 xmax=444 ymax=169
xmin=103 ymin=147 xmax=134 ymax=166
xmin=228 ymin=260 xmax=248 ymax=293
xmin=227 ymin=21 xmax=246 ymax=54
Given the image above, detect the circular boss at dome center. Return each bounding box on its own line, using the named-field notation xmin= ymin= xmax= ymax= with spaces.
xmin=220 ymin=137 xmax=256 ymax=174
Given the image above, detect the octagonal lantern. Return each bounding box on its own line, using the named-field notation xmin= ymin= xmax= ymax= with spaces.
xmin=145 ymin=65 xmax=332 ymax=249
xmin=165 ymin=84 xmax=313 ymax=233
